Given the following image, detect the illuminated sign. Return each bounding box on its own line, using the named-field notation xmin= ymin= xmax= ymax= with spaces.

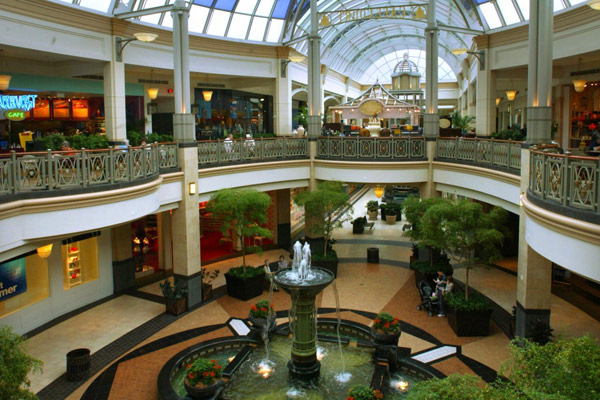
xmin=0 ymin=95 xmax=38 ymax=112
xmin=319 ymin=5 xmax=426 ymax=27
xmin=5 ymin=109 xmax=26 ymax=121
xmin=0 ymin=258 xmax=27 ymax=302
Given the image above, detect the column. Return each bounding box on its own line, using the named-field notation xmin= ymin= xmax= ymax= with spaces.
xmin=423 ymin=0 xmax=439 ymax=139
xmin=111 ymin=224 xmax=136 ymax=293
xmin=474 ymin=43 xmax=495 ymax=136
xmin=103 ymin=57 xmax=127 ymax=145
xmin=276 ymin=189 xmax=291 ymax=250
xmin=157 ymin=212 xmax=173 ymax=271
xmin=526 ymin=0 xmax=553 ymax=144
xmin=343 ymin=77 xmax=350 ymax=103
xmin=560 ymin=85 xmax=570 ymax=149
xmin=275 ymin=52 xmax=293 ymax=136
xmin=143 ymin=84 xmax=153 ymax=134
xmin=170 ymin=0 xmax=202 ymax=310
xmin=307 ymin=0 xmax=322 ymax=140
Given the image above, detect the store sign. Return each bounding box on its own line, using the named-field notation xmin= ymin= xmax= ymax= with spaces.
xmin=0 ymin=258 xmax=27 ymax=302
xmin=0 ymin=94 xmax=38 ymax=112
xmin=319 ymin=5 xmax=426 ymax=27
xmin=5 ymin=109 xmax=26 ymax=121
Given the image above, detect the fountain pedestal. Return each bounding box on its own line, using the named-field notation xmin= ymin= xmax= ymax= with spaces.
xmin=274 ymin=267 xmax=334 ymax=381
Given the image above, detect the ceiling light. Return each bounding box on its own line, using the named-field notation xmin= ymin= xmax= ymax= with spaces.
xmin=587 ymin=0 xmax=600 ymax=10
xmin=288 ymin=54 xmax=305 ymax=63
xmin=37 ymin=244 xmax=53 ymax=259
xmin=506 ymin=90 xmax=517 ymax=101
xmin=573 ymin=58 xmax=587 ymax=93
xmin=496 ymin=97 xmax=501 ymax=106
xmin=450 ymin=48 xmax=468 ymax=56
xmin=133 ymin=32 xmax=158 ymax=42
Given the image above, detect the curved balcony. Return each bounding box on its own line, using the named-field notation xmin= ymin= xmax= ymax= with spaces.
xmin=317 ymin=136 xmax=426 ymax=160
xmin=0 ymin=143 xmax=179 ymax=202
xmin=435 ymin=137 xmax=522 ymax=174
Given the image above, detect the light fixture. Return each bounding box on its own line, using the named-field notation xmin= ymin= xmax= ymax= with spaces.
xmin=147 ymin=102 xmax=158 ymax=114
xmin=0 ymin=50 xmax=11 ymax=91
xmin=450 ymin=48 xmax=486 ymax=70
xmin=147 ymin=69 xmax=158 ymax=100
xmin=496 ymin=97 xmax=501 ymax=106
xmin=202 ymin=74 xmax=213 ymax=102
xmin=189 ymin=182 xmax=197 ymax=195
xmin=587 ymin=0 xmax=600 ymax=10
xmin=506 ymin=90 xmax=517 ymax=101
xmin=573 ymin=58 xmax=587 ymax=93
xmin=115 ymin=32 xmax=158 ymax=62
xmin=374 ymin=185 xmax=384 ymax=198
xmin=37 ymin=244 xmax=53 ymax=259
xmin=450 ymin=48 xmax=468 ymax=55
xmin=281 ymin=54 xmax=306 ymax=77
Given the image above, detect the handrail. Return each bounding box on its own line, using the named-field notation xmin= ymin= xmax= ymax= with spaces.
xmin=316 ymin=136 xmax=426 ymax=159
xmin=197 ymin=136 xmax=308 ymax=167
xmin=435 ymin=137 xmax=522 ymax=172
xmin=0 ymin=142 xmax=179 ymax=197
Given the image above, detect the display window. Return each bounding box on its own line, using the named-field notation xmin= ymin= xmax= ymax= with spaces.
xmin=0 ymin=254 xmax=50 ymax=318
xmin=62 ymin=237 xmax=99 ymax=290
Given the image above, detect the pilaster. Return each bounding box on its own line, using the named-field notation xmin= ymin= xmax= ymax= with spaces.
xmin=103 ymin=59 xmax=127 ymax=145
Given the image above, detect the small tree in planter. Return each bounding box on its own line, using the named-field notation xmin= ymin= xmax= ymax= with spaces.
xmin=403 ymin=197 xmax=447 ymax=266
xmin=208 ymin=188 xmax=272 ymax=300
xmin=383 ymin=202 xmax=402 ymax=224
xmin=160 ymin=278 xmax=188 ymax=315
xmin=0 ymin=326 xmax=42 ymax=400
xmin=366 ymin=200 xmax=379 ymax=220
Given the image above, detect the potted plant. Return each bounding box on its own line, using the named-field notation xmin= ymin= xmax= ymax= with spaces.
xmin=384 ymin=202 xmax=402 ymax=224
xmin=411 ymin=257 xmax=453 ymax=288
xmin=159 ymin=278 xmax=188 ymax=316
xmin=419 ymin=199 xmax=507 ymax=336
xmin=184 ymin=358 xmax=224 ymax=399
xmin=346 ymin=384 xmax=383 ymax=400
xmin=0 ymin=326 xmax=42 ymax=400
xmin=403 ymin=196 xmax=447 ymax=266
xmin=371 ymin=312 xmax=401 ymax=345
xmin=208 ymin=188 xmax=272 ymax=301
xmin=200 ymin=267 xmax=220 ymax=303
xmin=294 ymin=180 xmax=352 ymax=278
xmin=352 ymin=216 xmax=367 ymax=234
xmin=366 ymin=200 xmax=379 ymax=220
xmin=451 ymin=111 xmax=475 ymax=134
xmin=248 ymin=299 xmax=276 ymax=331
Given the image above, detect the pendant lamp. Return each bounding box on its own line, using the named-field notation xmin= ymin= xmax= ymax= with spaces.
xmin=572 ymin=58 xmax=587 ymax=93
xmin=506 ymin=90 xmax=517 ymax=101
xmin=202 ymin=74 xmax=213 ymax=102
xmin=0 ymin=50 xmax=11 ymax=91
xmin=147 ymin=69 xmax=158 ymax=100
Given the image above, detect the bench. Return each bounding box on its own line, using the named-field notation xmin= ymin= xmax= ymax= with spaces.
xmin=365 ymin=222 xmax=375 ymax=230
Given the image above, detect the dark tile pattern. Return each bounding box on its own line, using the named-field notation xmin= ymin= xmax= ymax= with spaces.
xmin=457 ymin=354 xmax=499 ymax=383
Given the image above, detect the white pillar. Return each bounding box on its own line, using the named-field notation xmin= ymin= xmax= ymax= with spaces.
xmin=143 ymin=84 xmax=153 ymax=134
xmin=275 ymin=58 xmax=292 ymax=135
xmin=103 ymin=57 xmax=127 ymax=145
xmin=560 ymin=85 xmax=570 ymax=148
xmin=307 ymin=0 xmax=322 ymax=139
xmin=424 ymin=0 xmax=439 ymax=138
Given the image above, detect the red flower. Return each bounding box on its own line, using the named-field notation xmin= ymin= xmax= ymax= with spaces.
xmin=187 ymin=372 xmax=194 ymax=379
xmin=589 ymin=123 xmax=597 ymax=131
xmin=216 ymin=365 xmax=222 ymax=369
xmin=385 ymin=322 xmax=390 ymax=328
xmin=260 ymin=307 xmax=267 ymax=312
xmin=374 ymin=318 xmax=380 ymax=324
xmin=374 ymin=389 xmax=383 ymax=399
xmin=210 ymin=359 xmax=218 ymax=364
xmin=251 ymin=305 xmax=257 ymax=311
xmin=210 ymin=371 xmax=215 ymax=376
xmin=203 ymin=372 xmax=209 ymax=376
xmin=186 ymin=364 xmax=191 ymax=369
xmin=393 ymin=318 xmax=399 ymax=323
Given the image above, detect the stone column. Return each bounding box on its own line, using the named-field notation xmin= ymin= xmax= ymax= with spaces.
xmin=143 ymin=84 xmax=153 ymax=134
xmin=276 ymin=189 xmax=291 ymax=250
xmin=170 ymin=0 xmax=202 ymax=310
xmin=423 ymin=0 xmax=439 ymax=138
xmin=275 ymin=47 xmax=293 ymax=136
xmin=103 ymin=58 xmax=127 ymax=145
xmin=560 ymin=85 xmax=570 ymax=148
xmin=307 ymin=0 xmax=322 ymax=140
xmin=474 ymin=35 xmax=495 ymax=136
xmin=526 ymin=0 xmax=553 ymax=145
xmin=157 ymin=212 xmax=173 ymax=271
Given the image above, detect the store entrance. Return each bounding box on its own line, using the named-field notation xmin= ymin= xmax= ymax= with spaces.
xmin=131 ymin=215 xmax=168 ymax=283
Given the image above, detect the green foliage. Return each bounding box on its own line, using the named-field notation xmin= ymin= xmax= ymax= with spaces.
xmin=146 ymin=132 xmax=174 ymax=143
xmin=500 ymin=335 xmax=600 ymax=400
xmin=312 ymin=249 xmax=338 ymax=262
xmin=451 ymin=112 xmax=475 ymax=132
xmin=227 ymin=266 xmax=265 ymax=279
xmin=200 ymin=267 xmax=220 ymax=285
xmin=208 ymin=188 xmax=272 ymax=271
xmin=0 ymin=325 xmax=42 ymax=400
xmin=159 ymin=278 xmax=187 ymax=299
xmin=249 ymin=299 xmax=273 ymax=319
xmin=491 ymin=129 xmax=524 ymax=141
xmin=373 ymin=312 xmax=400 ymax=334
xmin=127 ymin=130 xmax=143 ymax=146
xmin=186 ymin=358 xmax=222 ymax=386
xmin=294 ymin=181 xmax=352 ymax=257
xmin=352 ymin=216 xmax=367 ymax=229
xmin=67 ymin=134 xmax=109 ymax=150
xmin=402 ymin=197 xmax=447 ymax=243
xmin=528 ymin=319 xmax=554 ymax=345
xmin=382 ymin=202 xmax=402 ymax=216
xmin=366 ymin=200 xmax=379 ymax=212
xmin=412 ymin=260 xmax=453 ymax=276
xmin=407 ymin=374 xmax=482 ymax=400
xmin=294 ymin=105 xmax=308 ymax=127
xmin=419 ymin=199 xmax=507 ymax=299
xmin=445 ymin=291 xmax=491 ymax=311
xmin=346 ymin=384 xmax=383 ymax=400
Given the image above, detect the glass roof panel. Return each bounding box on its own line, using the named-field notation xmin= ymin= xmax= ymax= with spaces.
xmin=255 ymin=0 xmax=275 ymax=17
xmin=78 ymin=0 xmax=111 ymax=13
xmin=207 ymin=9 xmax=231 ymax=36
xmin=359 ymin=50 xmax=456 ymax=84
xmin=554 ymin=0 xmax=565 ymax=11
xmin=162 ymin=11 xmax=173 ymax=27
xmin=139 ymin=0 xmax=166 ymax=24
xmin=248 ymin=16 xmax=268 ymax=40
xmin=497 ymin=0 xmax=521 ymax=25
xmin=266 ymin=18 xmax=284 ymax=42
xmin=515 ymin=0 xmax=529 ymax=19
xmin=188 ymin=5 xmax=209 ymax=33
xmin=479 ymin=3 xmax=502 ymax=29
xmin=235 ymin=0 xmax=258 ymax=14
xmin=193 ymin=0 xmax=214 ymax=6
xmin=227 ymin=13 xmax=252 ymax=39
xmin=215 ymin=0 xmax=236 ymax=11
xmin=569 ymin=0 xmax=588 ymax=4
xmin=272 ymin=0 xmax=291 ymax=18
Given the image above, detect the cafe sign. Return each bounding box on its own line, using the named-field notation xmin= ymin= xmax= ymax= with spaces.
xmin=0 ymin=94 xmax=38 ymax=112
xmin=5 ymin=109 xmax=26 ymax=121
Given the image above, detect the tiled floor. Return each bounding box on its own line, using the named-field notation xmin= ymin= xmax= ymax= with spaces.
xmin=26 ymin=189 xmax=600 ymax=399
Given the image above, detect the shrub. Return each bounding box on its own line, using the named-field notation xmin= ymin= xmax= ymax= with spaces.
xmin=366 ymin=200 xmax=379 ymax=212
xmin=373 ymin=312 xmax=400 ymax=334
xmin=159 ymin=278 xmax=187 ymax=300
xmin=445 ymin=291 xmax=491 ymax=312
xmin=186 ymin=358 xmax=222 ymax=387
xmin=249 ymin=299 xmax=273 ymax=319
xmin=407 ymin=374 xmax=482 ymax=400
xmin=412 ymin=260 xmax=453 ymax=276
xmin=0 ymin=326 xmax=43 ymax=400
xmin=346 ymin=384 xmax=383 ymax=400
xmin=227 ymin=266 xmax=264 ymax=279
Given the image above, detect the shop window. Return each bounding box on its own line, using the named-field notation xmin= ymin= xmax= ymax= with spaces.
xmin=0 ymin=254 xmax=50 ymax=318
xmin=62 ymin=237 xmax=99 ymax=290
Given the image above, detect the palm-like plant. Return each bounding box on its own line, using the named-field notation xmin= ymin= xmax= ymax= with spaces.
xmin=451 ymin=112 xmax=475 ymax=132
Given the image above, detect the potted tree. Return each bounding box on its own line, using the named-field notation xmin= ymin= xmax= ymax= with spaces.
xmin=208 ymin=188 xmax=272 ymax=301
xmin=294 ymin=180 xmax=352 ymax=278
xmin=0 ymin=326 xmax=42 ymax=400
xmin=352 ymin=216 xmax=367 ymax=234
xmin=419 ymin=199 xmax=507 ymax=336
xmin=403 ymin=196 xmax=447 ymax=268
xmin=384 ymin=202 xmax=402 ymax=225
xmin=200 ymin=267 xmax=220 ymax=303
xmin=366 ymin=200 xmax=379 ymax=220
xmin=159 ymin=278 xmax=188 ymax=315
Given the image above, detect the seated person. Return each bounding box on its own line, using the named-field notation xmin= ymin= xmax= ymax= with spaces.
xmin=224 ymin=133 xmax=233 ymax=153
xmin=263 ymin=259 xmax=279 ymax=291
xmin=587 ymin=135 xmax=600 ymax=153
xmin=244 ymin=134 xmax=255 ymax=153
xmin=61 ymin=140 xmax=74 ymax=155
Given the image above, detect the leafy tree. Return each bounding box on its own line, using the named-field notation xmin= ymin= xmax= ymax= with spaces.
xmin=294 ymin=181 xmax=352 ymax=258
xmin=420 ymin=199 xmax=507 ymax=300
xmin=402 ymin=197 xmax=447 ymax=266
xmin=0 ymin=325 xmax=43 ymax=400
xmin=407 ymin=374 xmax=482 ymax=400
xmin=207 ymin=188 xmax=272 ymax=272
xmin=451 ymin=111 xmax=475 ymax=132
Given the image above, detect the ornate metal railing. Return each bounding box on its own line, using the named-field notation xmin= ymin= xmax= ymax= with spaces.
xmin=435 ymin=137 xmax=522 ymax=172
xmin=0 ymin=143 xmax=179 ymax=197
xmin=317 ymin=136 xmax=426 ymax=160
xmin=197 ymin=137 xmax=308 ymax=166
xmin=530 ymin=149 xmax=600 ymax=214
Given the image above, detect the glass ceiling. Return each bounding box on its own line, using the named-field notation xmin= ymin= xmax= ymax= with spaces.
xmin=52 ymin=0 xmax=589 ymax=84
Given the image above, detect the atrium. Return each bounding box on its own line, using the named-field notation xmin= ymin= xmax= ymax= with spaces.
xmin=0 ymin=0 xmax=599 ymax=399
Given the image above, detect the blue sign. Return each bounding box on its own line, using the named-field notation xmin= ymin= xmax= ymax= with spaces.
xmin=0 ymin=258 xmax=27 ymax=302
xmin=0 ymin=94 xmax=37 ymax=111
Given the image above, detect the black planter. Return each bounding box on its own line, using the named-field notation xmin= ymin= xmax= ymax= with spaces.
xmin=352 ymin=224 xmax=365 ymax=234
xmin=165 ymin=297 xmax=186 ymax=316
xmin=447 ymin=307 xmax=492 ymax=336
xmin=248 ymin=314 xmax=277 ymax=332
xmin=414 ymin=270 xmax=438 ymax=289
xmin=184 ymin=378 xmax=224 ymax=399
xmin=225 ymin=272 xmax=264 ymax=301
xmin=202 ymin=283 xmax=213 ymax=303
xmin=371 ymin=328 xmax=401 ymax=345
xmin=312 ymin=258 xmax=338 ymax=278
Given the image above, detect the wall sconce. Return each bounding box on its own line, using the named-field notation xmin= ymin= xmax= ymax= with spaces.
xmin=0 ymin=49 xmax=11 ymax=91
xmin=281 ymin=54 xmax=306 ymax=78
xmin=496 ymin=97 xmax=501 ymax=106
xmin=374 ymin=185 xmax=384 ymax=198
xmin=450 ymin=48 xmax=486 ymax=70
xmin=147 ymin=69 xmax=159 ymax=100
xmin=506 ymin=90 xmax=517 ymax=101
xmin=115 ymin=32 xmax=158 ymax=62
xmin=189 ymin=182 xmax=197 ymax=195
xmin=147 ymin=102 xmax=158 ymax=114
xmin=37 ymin=243 xmax=53 ymax=259
xmin=588 ymin=0 xmax=600 ymax=10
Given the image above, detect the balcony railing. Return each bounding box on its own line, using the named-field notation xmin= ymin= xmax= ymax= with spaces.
xmin=0 ymin=143 xmax=179 ymax=197
xmin=530 ymin=149 xmax=600 ymax=215
xmin=317 ymin=136 xmax=426 ymax=160
xmin=197 ymin=137 xmax=308 ymax=167
xmin=436 ymin=137 xmax=522 ymax=172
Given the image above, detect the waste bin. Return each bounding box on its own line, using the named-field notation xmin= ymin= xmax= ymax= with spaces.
xmin=66 ymin=348 xmax=90 ymax=381
xmin=367 ymin=247 xmax=379 ymax=263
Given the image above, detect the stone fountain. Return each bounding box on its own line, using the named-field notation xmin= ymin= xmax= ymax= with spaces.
xmin=273 ymin=241 xmax=334 ymax=381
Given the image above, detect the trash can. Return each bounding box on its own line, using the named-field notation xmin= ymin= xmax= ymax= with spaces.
xmin=367 ymin=247 xmax=379 ymax=263
xmin=66 ymin=348 xmax=90 ymax=382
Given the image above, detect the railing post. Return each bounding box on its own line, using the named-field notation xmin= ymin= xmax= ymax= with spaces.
xmin=563 ymin=156 xmax=569 ymax=207
xmin=260 ymin=137 xmax=264 ymax=160
xmin=128 ymin=146 xmax=133 ymax=182
xmin=10 ymin=150 xmax=17 ymax=194
xmin=109 ymin=147 xmax=115 ymax=184
xmin=454 ymin=137 xmax=459 ymax=160
xmin=47 ymin=149 xmax=53 ymax=191
xmin=81 ymin=148 xmax=88 ymax=188
xmin=282 ymin=136 xmax=287 ymax=158
xmin=474 ymin=138 xmax=479 ymax=163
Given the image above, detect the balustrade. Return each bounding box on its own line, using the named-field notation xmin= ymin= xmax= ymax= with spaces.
xmin=316 ymin=136 xmax=426 ymax=160
xmin=436 ymin=137 xmax=522 ymax=172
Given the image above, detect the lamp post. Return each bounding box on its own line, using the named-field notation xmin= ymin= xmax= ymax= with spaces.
xmin=115 ymin=32 xmax=158 ymax=62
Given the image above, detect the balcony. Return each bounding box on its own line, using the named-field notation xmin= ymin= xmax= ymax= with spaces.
xmin=435 ymin=137 xmax=522 ymax=174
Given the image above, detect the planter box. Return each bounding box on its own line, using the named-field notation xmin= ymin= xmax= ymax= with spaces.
xmin=202 ymin=283 xmax=213 ymax=303
xmin=312 ymin=258 xmax=338 ymax=278
xmin=367 ymin=211 xmax=378 ymax=220
xmin=447 ymin=307 xmax=492 ymax=336
xmin=225 ymin=272 xmax=264 ymax=301
xmin=165 ymin=297 xmax=186 ymax=316
xmin=414 ymin=270 xmax=437 ymax=288
xmin=386 ymin=215 xmax=397 ymax=224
